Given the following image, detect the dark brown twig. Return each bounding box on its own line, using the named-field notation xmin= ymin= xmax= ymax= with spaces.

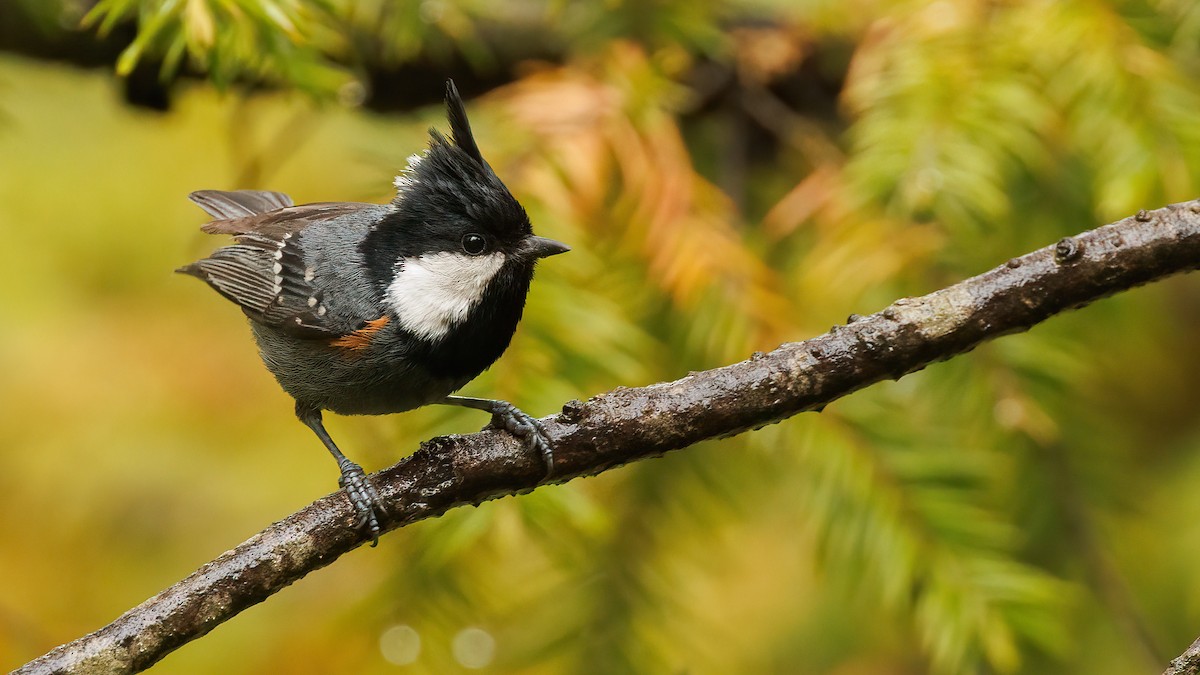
xmin=14 ymin=201 xmax=1200 ymax=675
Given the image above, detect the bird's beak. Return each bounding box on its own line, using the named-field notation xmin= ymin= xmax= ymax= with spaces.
xmin=523 ymin=235 xmax=571 ymax=259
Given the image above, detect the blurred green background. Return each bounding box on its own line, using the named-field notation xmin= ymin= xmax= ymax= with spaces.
xmin=4 ymin=0 xmax=1200 ymax=673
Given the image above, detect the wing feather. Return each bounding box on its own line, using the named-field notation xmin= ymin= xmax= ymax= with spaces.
xmin=180 ymin=194 xmax=380 ymax=338
xmin=178 ymin=246 xmax=278 ymax=312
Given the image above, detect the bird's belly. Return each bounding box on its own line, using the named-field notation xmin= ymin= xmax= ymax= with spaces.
xmin=250 ymin=324 xmax=472 ymax=416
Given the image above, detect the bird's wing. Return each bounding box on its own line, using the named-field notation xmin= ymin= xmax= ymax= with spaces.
xmin=179 ymin=191 xmax=378 ymax=338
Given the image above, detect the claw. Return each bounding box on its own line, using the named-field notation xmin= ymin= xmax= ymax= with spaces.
xmin=337 ymin=459 xmax=384 ymax=546
xmin=443 ymin=396 xmax=555 ymax=477
xmin=490 ymin=402 xmax=555 ymax=475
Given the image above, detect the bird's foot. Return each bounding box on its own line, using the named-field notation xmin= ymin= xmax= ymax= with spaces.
xmin=337 ymin=459 xmax=384 ymax=546
xmin=487 ymin=401 xmax=554 ymax=476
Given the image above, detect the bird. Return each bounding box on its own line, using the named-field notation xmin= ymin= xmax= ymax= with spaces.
xmin=178 ymin=80 xmax=569 ymax=543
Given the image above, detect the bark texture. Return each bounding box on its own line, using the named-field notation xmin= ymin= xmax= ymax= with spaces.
xmin=14 ymin=201 xmax=1200 ymax=675
xmin=1167 ymin=636 xmax=1200 ymax=675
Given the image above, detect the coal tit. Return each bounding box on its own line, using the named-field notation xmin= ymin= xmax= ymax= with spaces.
xmin=179 ymin=81 xmax=569 ymax=541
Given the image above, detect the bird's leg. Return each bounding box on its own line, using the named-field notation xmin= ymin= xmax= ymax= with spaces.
xmin=440 ymin=396 xmax=554 ymax=475
xmin=295 ymin=402 xmax=384 ymax=545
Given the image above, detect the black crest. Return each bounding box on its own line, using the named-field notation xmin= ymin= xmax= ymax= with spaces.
xmin=364 ymin=80 xmax=533 ymax=292
xmin=445 ymin=80 xmax=484 ymax=166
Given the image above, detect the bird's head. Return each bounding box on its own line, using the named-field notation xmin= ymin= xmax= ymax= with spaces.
xmin=363 ymin=80 xmax=569 ymax=344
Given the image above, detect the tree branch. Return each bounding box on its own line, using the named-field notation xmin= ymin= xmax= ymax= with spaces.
xmin=15 ymin=201 xmax=1200 ymax=675
xmin=1166 ymin=636 xmax=1200 ymax=675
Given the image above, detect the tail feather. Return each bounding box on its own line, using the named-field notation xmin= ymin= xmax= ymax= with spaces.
xmin=189 ymin=189 xmax=294 ymax=220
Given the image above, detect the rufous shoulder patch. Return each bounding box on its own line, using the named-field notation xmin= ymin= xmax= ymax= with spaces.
xmin=330 ymin=316 xmax=390 ymax=351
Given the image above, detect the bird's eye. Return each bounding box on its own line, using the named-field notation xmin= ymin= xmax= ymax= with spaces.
xmin=461 ymin=233 xmax=488 ymax=255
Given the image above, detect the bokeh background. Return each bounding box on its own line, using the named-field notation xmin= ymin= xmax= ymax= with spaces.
xmin=3 ymin=1 xmax=1200 ymax=673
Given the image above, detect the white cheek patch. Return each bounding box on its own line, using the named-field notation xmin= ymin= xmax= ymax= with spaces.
xmin=386 ymin=251 xmax=506 ymax=341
